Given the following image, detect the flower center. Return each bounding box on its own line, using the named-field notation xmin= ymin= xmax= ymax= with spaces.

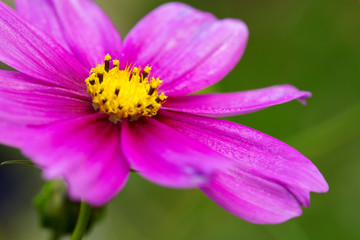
xmin=85 ymin=54 xmax=167 ymax=122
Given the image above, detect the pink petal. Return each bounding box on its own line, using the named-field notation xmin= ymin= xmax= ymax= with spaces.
xmin=21 ymin=114 xmax=129 ymax=206
xmin=14 ymin=0 xmax=71 ymax=52
xmin=163 ymin=85 xmax=311 ymax=117
xmin=15 ymin=0 xmax=122 ymax=69
xmin=0 ymin=2 xmax=88 ymax=91
xmin=0 ymin=70 xmax=92 ymax=126
xmin=202 ymin=169 xmax=303 ymax=224
xmin=0 ymin=121 xmax=33 ymax=148
xmin=120 ymin=2 xmax=248 ymax=96
xmin=121 ymin=117 xmax=233 ymax=188
xmin=159 ymin=111 xmax=328 ymax=223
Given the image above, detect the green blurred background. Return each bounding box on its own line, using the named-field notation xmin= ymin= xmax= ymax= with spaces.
xmin=0 ymin=0 xmax=359 ymax=239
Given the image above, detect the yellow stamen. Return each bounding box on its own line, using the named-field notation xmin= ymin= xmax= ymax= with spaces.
xmin=85 ymin=54 xmax=167 ymax=121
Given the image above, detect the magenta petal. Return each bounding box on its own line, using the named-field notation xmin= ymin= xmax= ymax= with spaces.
xmin=163 ymin=85 xmax=312 ymax=117
xmin=121 ymin=118 xmax=232 ymax=188
xmin=0 ymin=2 xmax=88 ymax=91
xmin=14 ymin=0 xmax=71 ymax=51
xmin=51 ymin=0 xmax=122 ymax=68
xmin=202 ymin=169 xmax=303 ymax=224
xmin=121 ymin=2 xmax=248 ymax=96
xmin=0 ymin=121 xmax=33 ymax=148
xmin=159 ymin=111 xmax=328 ymax=223
xmin=15 ymin=0 xmax=122 ymax=69
xmin=0 ymin=70 xmax=92 ymax=126
xmin=21 ymin=114 xmax=129 ymax=206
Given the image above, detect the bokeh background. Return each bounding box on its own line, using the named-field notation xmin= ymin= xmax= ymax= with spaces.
xmin=1 ymin=0 xmax=359 ymax=239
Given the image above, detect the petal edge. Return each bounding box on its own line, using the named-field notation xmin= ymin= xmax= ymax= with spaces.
xmin=163 ymin=85 xmax=312 ymax=117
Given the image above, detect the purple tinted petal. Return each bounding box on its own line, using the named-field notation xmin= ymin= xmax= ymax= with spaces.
xmin=159 ymin=111 xmax=328 ymax=223
xmin=0 ymin=2 xmax=88 ymax=91
xmin=163 ymin=85 xmax=312 ymax=117
xmin=52 ymin=0 xmax=122 ymax=68
xmin=15 ymin=0 xmax=122 ymax=69
xmin=21 ymin=114 xmax=129 ymax=206
xmin=0 ymin=121 xmax=33 ymax=148
xmin=0 ymin=70 xmax=92 ymax=126
xmin=15 ymin=0 xmax=71 ymax=51
xmin=121 ymin=117 xmax=232 ymax=188
xmin=121 ymin=2 xmax=248 ymax=96
xmin=202 ymin=169 xmax=303 ymax=224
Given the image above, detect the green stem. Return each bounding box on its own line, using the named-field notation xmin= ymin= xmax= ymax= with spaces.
xmin=70 ymin=202 xmax=92 ymax=240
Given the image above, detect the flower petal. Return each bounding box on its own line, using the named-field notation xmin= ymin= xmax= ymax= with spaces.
xmin=14 ymin=0 xmax=70 ymax=51
xmin=0 ymin=121 xmax=32 ymax=148
xmin=120 ymin=2 xmax=248 ymax=96
xmin=15 ymin=0 xmax=122 ymax=69
xmin=121 ymin=117 xmax=232 ymax=188
xmin=163 ymin=85 xmax=311 ymax=117
xmin=202 ymin=169 xmax=303 ymax=224
xmin=21 ymin=114 xmax=129 ymax=206
xmin=0 ymin=70 xmax=92 ymax=126
xmin=0 ymin=2 xmax=88 ymax=91
xmin=159 ymin=111 xmax=328 ymax=223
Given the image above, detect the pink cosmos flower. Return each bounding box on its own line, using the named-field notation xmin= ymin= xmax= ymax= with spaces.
xmin=0 ymin=0 xmax=328 ymax=224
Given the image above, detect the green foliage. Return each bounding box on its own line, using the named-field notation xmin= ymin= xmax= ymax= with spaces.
xmin=1 ymin=160 xmax=34 ymax=166
xmin=33 ymin=181 xmax=105 ymax=240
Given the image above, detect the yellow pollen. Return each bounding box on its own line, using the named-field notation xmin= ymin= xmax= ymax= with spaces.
xmin=85 ymin=54 xmax=167 ymax=121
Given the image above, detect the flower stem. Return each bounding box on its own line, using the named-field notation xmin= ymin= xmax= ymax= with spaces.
xmin=70 ymin=202 xmax=92 ymax=240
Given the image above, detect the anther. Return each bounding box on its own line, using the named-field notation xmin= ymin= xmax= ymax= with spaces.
xmin=130 ymin=68 xmax=139 ymax=81
xmin=142 ymin=66 xmax=151 ymax=79
xmin=85 ymin=54 xmax=167 ymax=121
xmin=98 ymin=69 xmax=104 ymax=83
xmin=148 ymin=87 xmax=155 ymax=96
xmin=113 ymin=60 xmax=119 ymax=69
xmin=104 ymin=54 xmax=111 ymax=72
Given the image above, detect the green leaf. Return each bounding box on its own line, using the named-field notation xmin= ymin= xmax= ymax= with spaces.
xmin=0 ymin=160 xmax=34 ymax=166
